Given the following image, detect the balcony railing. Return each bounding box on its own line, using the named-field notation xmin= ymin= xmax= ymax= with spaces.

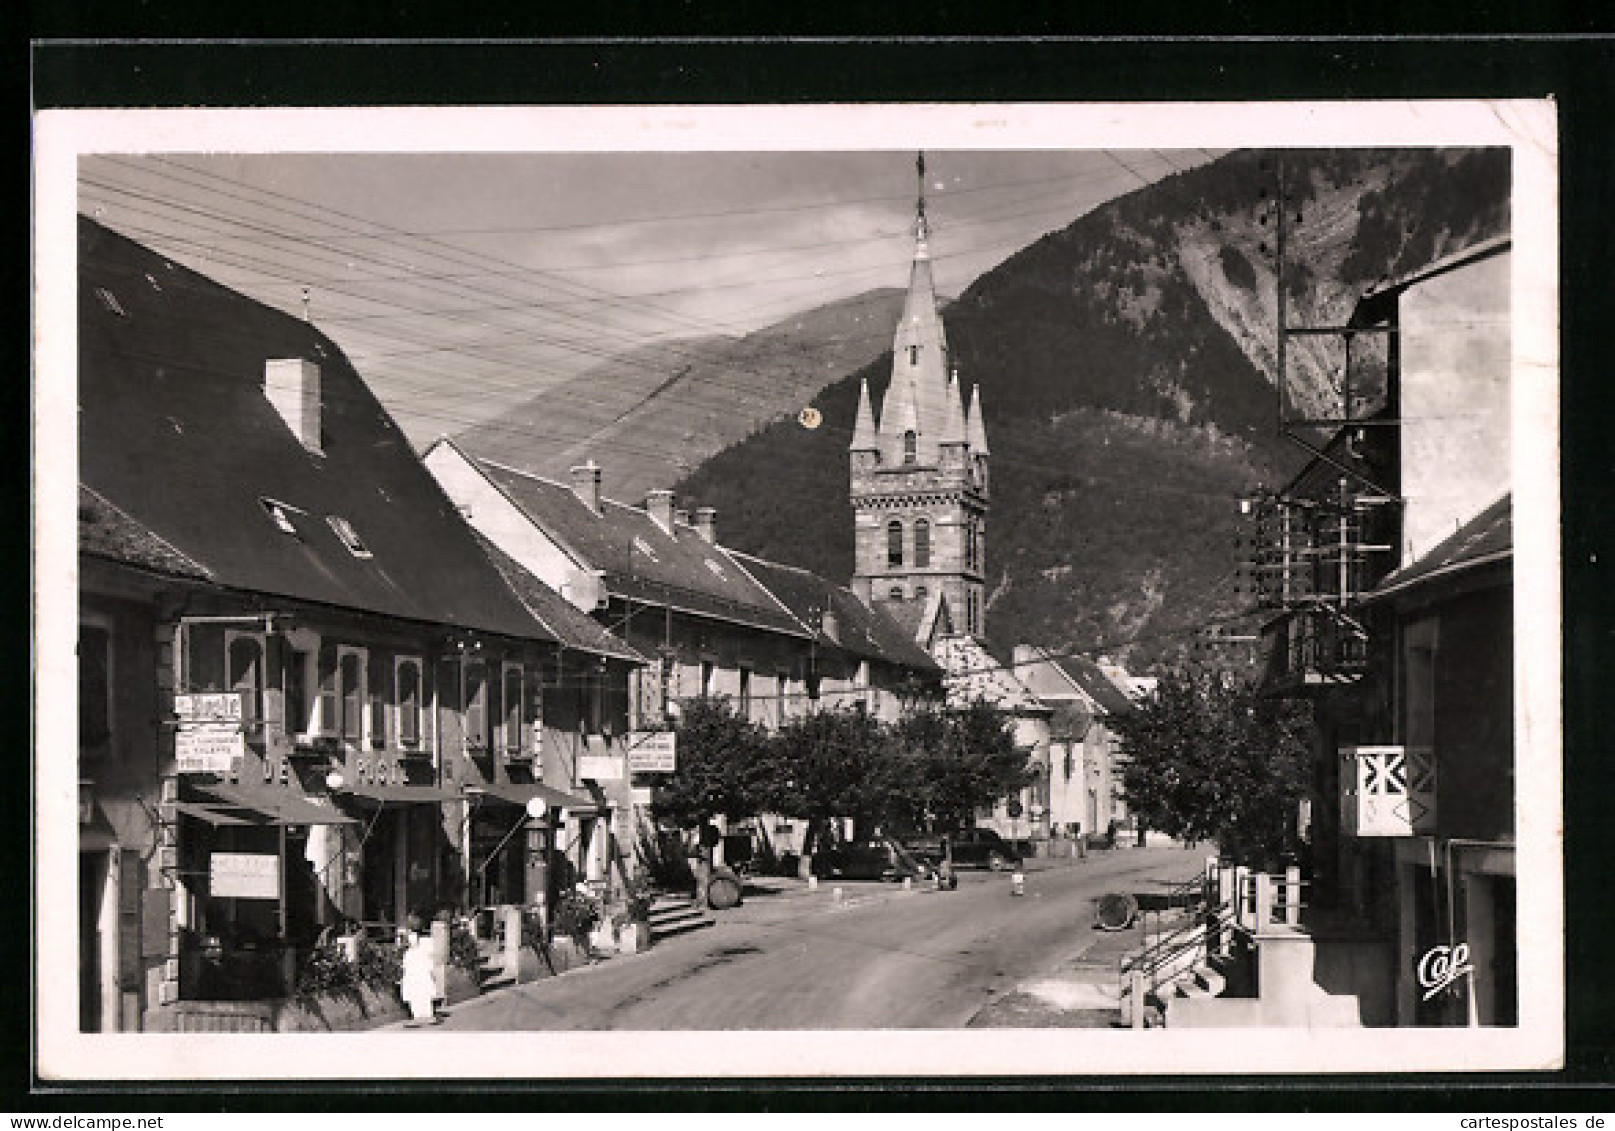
xmin=1261 ymin=605 xmax=1370 ymax=692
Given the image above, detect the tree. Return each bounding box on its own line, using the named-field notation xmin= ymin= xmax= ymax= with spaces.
xmin=765 ymin=706 xmax=889 ymax=851
xmin=891 ymin=698 xmax=1037 ymax=834
xmin=1111 ymin=666 xmax=1312 ymax=869
xmin=650 ymin=696 xmax=771 ymax=830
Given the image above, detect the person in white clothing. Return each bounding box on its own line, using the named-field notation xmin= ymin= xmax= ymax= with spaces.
xmin=398 ymin=914 xmax=439 ymax=1026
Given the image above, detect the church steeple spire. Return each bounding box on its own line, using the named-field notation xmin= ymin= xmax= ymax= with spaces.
xmin=851 ymin=377 xmax=880 ymax=452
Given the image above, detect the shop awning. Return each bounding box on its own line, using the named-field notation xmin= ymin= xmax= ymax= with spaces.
xmin=172 ymin=799 xmax=254 ymax=827
xmin=334 ymin=783 xmax=464 ymax=805
xmin=193 ymin=783 xmax=358 ymax=826
xmin=464 ymin=782 xmax=597 ymax=813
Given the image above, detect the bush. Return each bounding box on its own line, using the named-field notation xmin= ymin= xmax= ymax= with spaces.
xmin=636 ymin=820 xmax=695 ymax=890
xmin=447 ymin=918 xmax=482 ymax=976
xmin=552 ymin=888 xmax=603 ymax=950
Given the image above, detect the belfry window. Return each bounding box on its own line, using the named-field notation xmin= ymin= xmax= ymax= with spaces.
xmin=914 ymin=519 xmax=931 ymax=568
xmin=903 ymin=431 xmax=917 ymax=464
xmin=908 ymin=345 xmax=919 ymax=366
xmin=887 ymin=520 xmax=904 ymax=567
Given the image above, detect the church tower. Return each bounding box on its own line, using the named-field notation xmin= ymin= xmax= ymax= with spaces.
xmin=850 ymin=153 xmax=991 ymax=637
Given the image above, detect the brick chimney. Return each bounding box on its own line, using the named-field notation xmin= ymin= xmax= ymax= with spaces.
xmin=264 ymin=358 xmax=322 ymax=454
xmin=693 ymin=507 xmax=717 ymax=544
xmin=646 ymin=489 xmax=675 ymax=534
xmin=569 ymin=461 xmax=602 ymax=514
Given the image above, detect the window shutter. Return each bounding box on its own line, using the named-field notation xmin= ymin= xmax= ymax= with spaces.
xmin=315 ymin=641 xmax=338 ymax=737
xmin=263 ymin=635 xmax=287 ymax=751
xmin=465 ymin=661 xmax=487 ymax=748
xmin=185 ymin=623 xmax=226 ymax=693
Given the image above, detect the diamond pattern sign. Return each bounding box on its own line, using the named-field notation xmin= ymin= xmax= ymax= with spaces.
xmin=1340 ymin=745 xmax=1436 ymax=837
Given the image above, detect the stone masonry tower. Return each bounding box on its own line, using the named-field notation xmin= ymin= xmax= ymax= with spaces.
xmin=850 ymin=153 xmax=991 ymax=637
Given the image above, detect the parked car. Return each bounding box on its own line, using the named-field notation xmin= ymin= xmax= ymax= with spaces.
xmin=902 ymin=828 xmax=1022 ymax=871
xmin=808 ymin=838 xmax=933 ymax=882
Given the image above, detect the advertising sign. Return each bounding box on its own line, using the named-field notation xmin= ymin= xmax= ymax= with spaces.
xmin=210 ymin=852 xmax=280 ymax=899
xmin=176 ymin=724 xmax=245 ymax=774
xmin=626 ymin=731 xmax=677 ymax=773
xmin=579 ymin=754 xmax=623 ymax=781
xmin=174 ymin=692 xmax=244 ymax=722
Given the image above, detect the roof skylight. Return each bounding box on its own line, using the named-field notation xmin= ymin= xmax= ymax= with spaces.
xmin=327 ymin=515 xmax=372 ymax=559
xmin=259 ymin=497 xmax=305 ymax=537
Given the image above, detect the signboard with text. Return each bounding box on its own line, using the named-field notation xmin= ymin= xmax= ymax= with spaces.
xmin=210 ymin=852 xmax=280 ymax=899
xmin=579 ymin=754 xmax=623 ymax=781
xmin=176 ymin=724 xmax=245 ymax=774
xmin=174 ymin=692 xmax=244 ymax=723
xmin=626 ymin=731 xmax=677 ymax=773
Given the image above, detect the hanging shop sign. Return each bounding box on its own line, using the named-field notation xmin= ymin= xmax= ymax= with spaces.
xmin=626 ymin=731 xmax=677 ymax=773
xmin=579 ymin=753 xmax=623 ymax=781
xmin=176 ymin=724 xmax=245 ymax=774
xmin=175 ymin=692 xmax=244 ymax=723
xmin=210 ymin=852 xmax=280 ymax=899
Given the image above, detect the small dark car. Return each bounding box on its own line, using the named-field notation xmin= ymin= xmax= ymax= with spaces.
xmin=903 ymin=828 xmax=1022 ymax=871
xmin=809 ymin=839 xmax=933 ymax=882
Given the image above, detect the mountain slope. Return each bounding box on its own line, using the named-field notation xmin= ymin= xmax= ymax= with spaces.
xmin=456 ymin=287 xmax=908 ymax=505
xmin=675 ymin=147 xmax=1510 ymax=669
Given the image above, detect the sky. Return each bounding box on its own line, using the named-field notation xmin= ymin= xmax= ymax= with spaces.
xmin=77 ymin=149 xmax=1216 ymax=445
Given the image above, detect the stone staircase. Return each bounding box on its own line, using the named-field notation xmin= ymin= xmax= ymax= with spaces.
xmin=648 ymin=893 xmax=715 ymax=941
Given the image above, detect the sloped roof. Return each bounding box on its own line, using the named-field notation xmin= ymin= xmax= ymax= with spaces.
xmin=727 ymin=552 xmax=940 ymax=674
xmin=79 ymin=484 xmax=213 ymax=580
xmin=931 ymin=634 xmax=1049 ymax=714
xmin=1368 ymin=493 xmax=1511 ymax=602
xmin=1050 ymin=654 xmax=1138 ymax=717
xmin=77 ymin=217 xmax=556 ymax=642
xmin=471 ymin=533 xmax=646 ymax=664
xmin=466 ymin=456 xmax=810 ymax=639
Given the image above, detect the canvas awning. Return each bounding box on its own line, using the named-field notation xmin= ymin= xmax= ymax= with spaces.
xmin=464 ymin=781 xmax=596 ymax=814
xmin=333 ymin=783 xmax=464 ymax=806
xmin=192 ymin=783 xmax=358 ymax=826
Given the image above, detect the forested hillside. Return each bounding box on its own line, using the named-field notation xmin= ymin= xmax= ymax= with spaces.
xmin=676 ymin=147 xmax=1510 ymax=669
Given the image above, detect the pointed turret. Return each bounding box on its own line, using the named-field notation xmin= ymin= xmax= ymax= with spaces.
xmin=939 ymin=368 xmax=968 ymax=465
xmin=965 ymin=383 xmax=990 ymax=456
xmin=850 ymin=377 xmax=880 ymax=452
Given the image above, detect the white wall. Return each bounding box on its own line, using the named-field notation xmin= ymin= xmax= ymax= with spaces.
xmin=1399 ymin=250 xmax=1512 ymax=562
xmin=423 ymin=445 xmax=584 ymax=595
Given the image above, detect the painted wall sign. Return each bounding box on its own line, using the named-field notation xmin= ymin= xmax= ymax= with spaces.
xmin=210 ymin=852 xmax=280 ymax=899
xmin=626 ymin=731 xmax=677 ymax=773
xmin=176 ymin=724 xmax=245 ymax=774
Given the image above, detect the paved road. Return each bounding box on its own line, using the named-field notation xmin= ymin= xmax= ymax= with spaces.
xmin=437 ymin=846 xmax=1206 ymax=1030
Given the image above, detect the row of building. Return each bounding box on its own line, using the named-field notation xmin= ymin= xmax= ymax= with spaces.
xmin=75 ymin=188 xmax=1141 ymax=1032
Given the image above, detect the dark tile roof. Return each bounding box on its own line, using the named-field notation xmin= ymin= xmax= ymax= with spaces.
xmin=1369 ymin=493 xmax=1511 ymax=601
xmin=728 ymin=552 xmax=940 ymax=674
xmin=471 ymin=532 xmax=646 ymax=664
xmin=77 ymin=217 xmax=557 ymax=642
xmin=466 ymin=457 xmax=811 ymax=639
xmin=1050 ymin=654 xmax=1137 ymax=716
xmin=79 ymin=485 xmax=213 ymax=580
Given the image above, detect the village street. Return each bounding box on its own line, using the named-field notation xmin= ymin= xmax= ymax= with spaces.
xmin=430 ymin=846 xmax=1205 ymax=1030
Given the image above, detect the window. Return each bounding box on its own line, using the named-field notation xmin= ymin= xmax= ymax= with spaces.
xmin=226 ymin=633 xmax=265 ymax=726
xmin=286 ymin=649 xmax=310 ymax=736
xmin=701 ymin=660 xmax=715 ymax=698
xmin=368 ymin=652 xmax=389 ymax=749
xmin=914 ymin=518 xmax=930 ymax=568
xmin=259 ymin=498 xmax=303 ymax=537
xmin=915 ymin=585 xmax=929 ymax=603
xmin=908 ymin=344 xmax=919 ymax=366
xmin=903 ymin=431 xmax=917 ymax=464
xmin=79 ymin=620 xmax=112 ymax=750
xmin=338 ymin=649 xmax=365 ymax=744
xmin=889 ymin=586 xmax=905 ymax=601
xmin=887 ymin=520 xmax=904 ymax=567
xmin=738 ymin=667 xmax=752 ymax=718
xmin=315 ymin=646 xmax=339 ymax=737
xmin=465 ymin=660 xmax=488 ymax=748
xmin=503 ymin=664 xmax=524 ymax=755
xmin=396 ymin=658 xmax=422 ymax=747
xmin=94 ymin=286 xmax=127 ymax=317
xmin=327 ymin=515 xmax=372 ymax=559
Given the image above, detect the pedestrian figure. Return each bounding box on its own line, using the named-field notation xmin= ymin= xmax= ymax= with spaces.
xmin=399 ymin=913 xmax=440 ymax=1026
